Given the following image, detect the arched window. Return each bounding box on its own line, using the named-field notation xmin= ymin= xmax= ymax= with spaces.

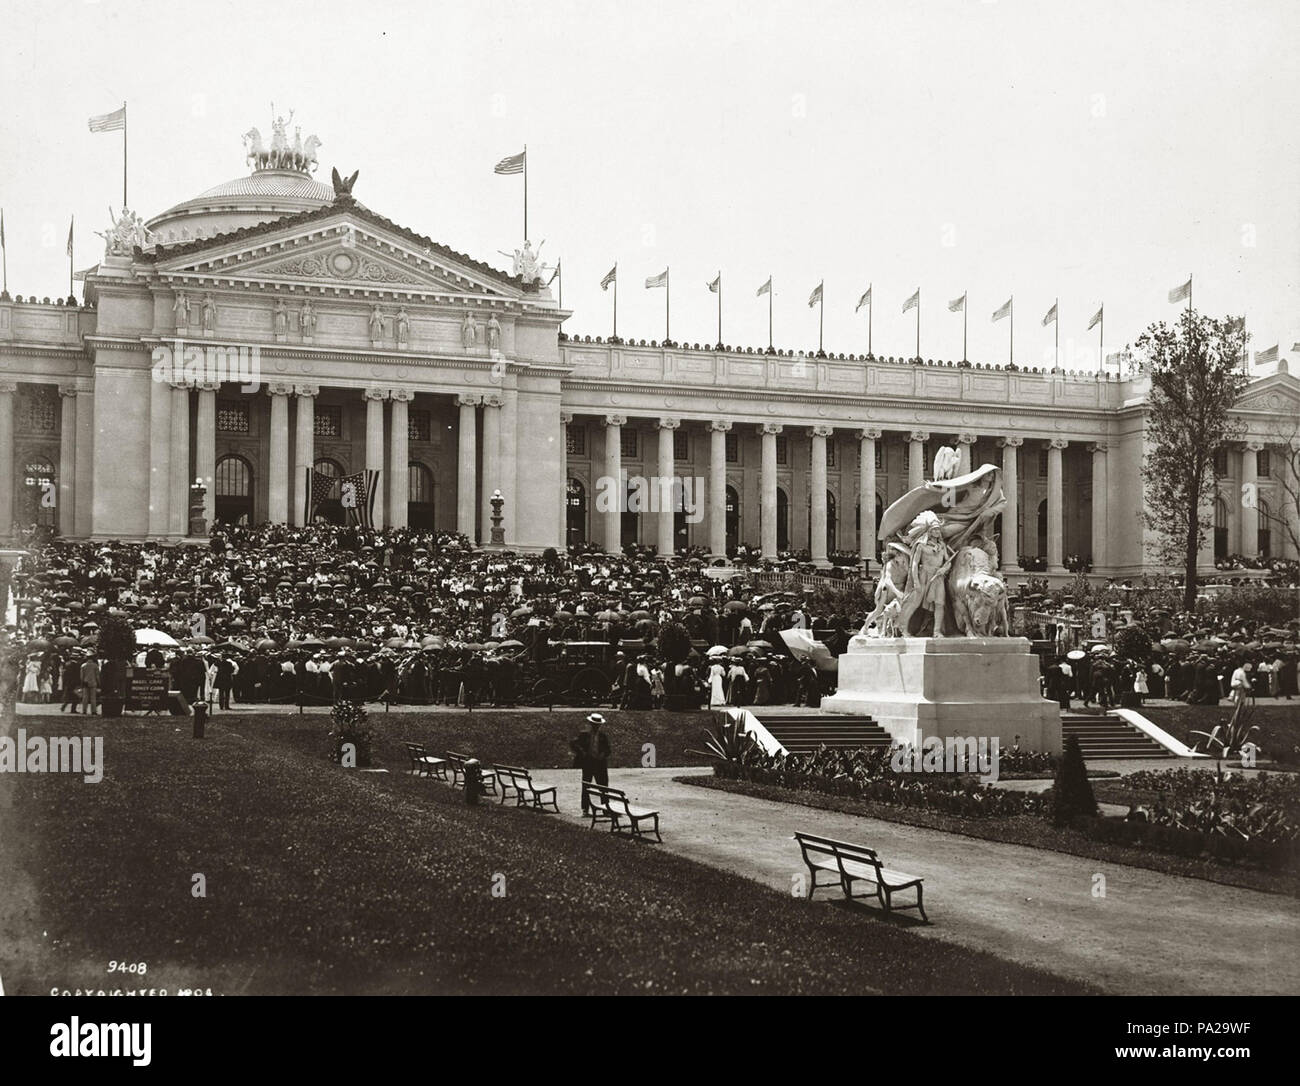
xmin=1258 ymin=500 xmax=1271 ymax=558
xmin=215 ymin=455 xmax=253 ymax=525
xmin=408 ymin=462 xmax=435 ymax=529
xmin=566 ymin=477 xmax=587 ymax=546
xmin=312 ymin=457 xmax=345 ymax=525
xmin=20 ymin=455 xmax=56 ymax=530
xmin=725 ymin=484 xmax=740 ymax=554
xmin=1214 ymin=497 xmax=1228 ymax=561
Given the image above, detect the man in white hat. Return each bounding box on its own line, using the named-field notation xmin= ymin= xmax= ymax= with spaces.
xmin=570 ymin=712 xmax=612 ymax=815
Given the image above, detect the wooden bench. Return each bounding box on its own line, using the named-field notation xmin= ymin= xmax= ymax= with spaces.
xmin=586 ymin=783 xmax=662 ymax=841
xmin=403 ymin=742 xmax=449 ymax=780
xmin=445 ymin=750 xmax=498 ymax=796
xmin=792 ymin=831 xmax=927 ymax=921
xmin=493 ymin=764 xmax=559 ymax=812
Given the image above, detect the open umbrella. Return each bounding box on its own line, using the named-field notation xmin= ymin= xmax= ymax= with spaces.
xmin=135 ymin=628 xmax=180 ymax=647
xmin=707 ymin=645 xmax=729 ymax=656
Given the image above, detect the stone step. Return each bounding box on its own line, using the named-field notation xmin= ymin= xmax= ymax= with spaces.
xmin=1061 ymin=712 xmax=1169 ymax=759
xmin=753 ymin=713 xmax=891 ymax=754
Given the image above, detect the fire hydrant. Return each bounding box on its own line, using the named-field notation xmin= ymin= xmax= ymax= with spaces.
xmin=464 ymin=758 xmax=483 ymax=805
xmin=193 ymin=701 xmax=209 ymax=739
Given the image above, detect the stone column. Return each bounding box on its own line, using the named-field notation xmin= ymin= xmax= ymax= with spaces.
xmin=457 ymin=393 xmax=479 ymax=539
xmin=760 ymin=422 xmax=782 ymax=558
xmin=267 ymin=383 xmax=293 ymax=525
xmin=859 ymin=428 xmax=880 ymax=563
xmin=602 ymin=414 xmax=625 ymax=554
xmin=291 ymin=384 xmax=317 ymax=526
xmin=388 ymin=389 xmax=412 ymax=530
xmin=1240 ymin=441 xmax=1262 ymax=557
xmin=957 ymin=432 xmax=976 ymax=476
xmin=708 ymin=421 xmax=730 ymax=558
xmin=170 ymin=380 xmax=192 ymax=535
xmin=148 ymin=375 xmax=172 ymax=536
xmin=0 ymin=383 xmax=14 ymax=539
xmin=810 ymin=425 xmax=832 ymax=567
xmin=58 ymin=386 xmax=78 ymax=537
xmin=656 ymin=417 xmax=678 ymax=557
xmin=481 ymin=394 xmax=503 ymax=542
xmin=1088 ymin=443 xmax=1108 ymax=570
xmin=997 ymin=436 xmax=1022 ymax=571
xmin=559 ymin=413 xmax=572 ymax=546
xmin=1046 ymin=438 xmax=1067 ymax=572
xmin=499 ymin=389 xmax=518 ymax=544
xmin=363 ymin=387 xmax=388 ymax=529
xmin=74 ymin=387 xmax=94 ymax=537
xmin=908 ymin=430 xmax=929 ymax=490
xmin=196 ymin=381 xmax=219 ymax=528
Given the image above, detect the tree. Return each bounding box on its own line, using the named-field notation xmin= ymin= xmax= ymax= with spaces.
xmin=1256 ymin=417 xmax=1300 ymax=559
xmin=1050 ymin=735 xmax=1097 ymax=826
xmin=1134 ymin=310 xmax=1249 ymax=610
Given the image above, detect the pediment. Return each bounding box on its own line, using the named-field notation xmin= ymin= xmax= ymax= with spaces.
xmin=151 ymin=209 xmax=520 ymax=300
xmin=1234 ymin=371 xmax=1300 ymax=414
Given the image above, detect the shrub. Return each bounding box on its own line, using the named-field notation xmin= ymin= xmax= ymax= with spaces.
xmin=328 ymin=700 xmax=374 ymax=768
xmin=1113 ymin=625 xmax=1153 ymax=664
xmin=657 ymin=622 xmax=692 ymax=665
xmin=98 ymin=614 xmax=136 ymax=662
xmin=1051 ymin=735 xmax=1097 ymax=825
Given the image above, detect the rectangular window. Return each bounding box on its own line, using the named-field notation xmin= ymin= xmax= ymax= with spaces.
xmin=314 ymin=405 xmax=342 ymax=438
xmin=826 ymin=441 xmax=836 ymax=468
xmin=1257 ymin=449 xmax=1271 ymax=478
xmin=565 ymin=426 xmax=585 ymax=456
xmin=216 ymin=400 xmax=249 ymax=434
xmin=725 ymin=432 xmax=739 ymax=463
xmin=875 ymin=443 xmax=883 ymax=471
xmin=1213 ymin=447 xmax=1229 ymax=475
xmin=1038 ymin=449 xmax=1049 ymax=478
xmin=775 ymin=435 xmax=788 ymax=466
xmin=408 ymin=409 xmax=431 ymax=442
xmin=673 ymin=429 xmax=689 ymax=461
xmin=17 ymin=388 xmax=57 ymax=433
xmin=902 ymin=443 xmax=909 ymax=470
xmin=620 ymin=429 xmax=638 ymax=459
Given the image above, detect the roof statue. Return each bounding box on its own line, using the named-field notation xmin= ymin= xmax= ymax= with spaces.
xmin=497 ymin=238 xmax=549 ymax=284
xmin=331 ymin=167 xmax=360 ymax=199
xmin=243 ymin=107 xmax=322 ymax=174
xmin=97 ymin=206 xmax=154 ymax=257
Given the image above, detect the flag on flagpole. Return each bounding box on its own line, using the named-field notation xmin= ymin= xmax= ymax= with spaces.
xmin=341 ymin=470 xmax=380 ymax=528
xmin=855 ymin=286 xmax=872 ymax=312
xmin=902 ymin=289 xmax=919 ymax=314
xmin=992 ymin=298 xmax=1012 ymax=322
xmin=1168 ymin=278 xmax=1192 ymax=304
xmin=645 ymin=269 xmax=668 ymax=289
xmin=88 ymin=106 xmax=126 ymax=132
xmin=756 ymin=277 xmax=772 ymax=297
xmin=1255 ymin=345 xmax=1279 ymax=365
xmin=807 ymin=282 xmax=823 ymax=307
xmin=600 ymin=265 xmax=617 ymax=291
xmin=948 ymin=293 xmax=966 ymax=313
xmin=1088 ymin=306 xmax=1103 ymax=331
xmin=707 ymin=273 xmax=720 ymax=293
xmin=493 ymin=150 xmax=526 ymax=175
xmin=66 ymin=217 xmax=74 ymax=258
xmin=1041 ymin=301 xmax=1057 ymax=326
xmin=546 ymin=259 xmax=560 ymax=287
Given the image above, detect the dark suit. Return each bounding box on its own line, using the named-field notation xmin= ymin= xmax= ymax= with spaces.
xmin=570 ymin=729 xmax=611 ymax=813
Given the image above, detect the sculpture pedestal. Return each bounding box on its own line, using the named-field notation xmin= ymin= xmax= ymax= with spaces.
xmin=821 ymin=636 xmax=1062 ymax=755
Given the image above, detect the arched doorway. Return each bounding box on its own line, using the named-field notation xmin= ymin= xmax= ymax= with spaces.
xmin=1258 ymin=500 xmax=1271 ymax=558
xmin=408 ymin=462 xmax=435 ymax=529
xmin=311 ymin=458 xmax=346 ymax=524
xmin=215 ymin=455 xmax=254 ymax=525
xmin=826 ymin=491 xmax=837 ymax=554
xmin=776 ymin=487 xmax=789 ymax=551
xmin=566 ymin=477 xmax=587 ymax=546
xmin=1213 ymin=497 xmax=1228 ymax=561
xmin=1036 ymin=498 xmax=1047 ymax=560
xmin=19 ymin=455 xmax=56 ymax=531
xmin=725 ymin=484 xmax=740 ymax=553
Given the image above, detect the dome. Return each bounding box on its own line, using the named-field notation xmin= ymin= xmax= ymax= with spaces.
xmin=147 ymin=168 xmax=333 ymax=243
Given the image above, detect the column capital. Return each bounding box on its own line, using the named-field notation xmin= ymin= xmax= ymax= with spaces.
xmin=293 ymin=383 xmax=319 ymax=398
xmin=484 ymin=393 xmax=504 ymax=409
xmin=656 ymin=416 xmax=680 ymax=430
xmin=457 ymin=392 xmax=482 ymax=407
xmin=603 ymin=413 xmax=626 ymax=427
xmin=708 ymin=420 xmax=732 ymax=433
xmin=1086 ymin=442 xmax=1109 ymax=455
xmin=759 ymin=421 xmax=783 ymax=435
xmin=956 ymin=432 xmax=977 ymax=445
xmin=1048 ymin=437 xmax=1069 ymax=450
xmin=58 ymin=385 xmax=79 ymax=399
xmin=908 ymin=430 xmax=929 ymax=443
xmin=196 ymin=380 xmax=222 ymax=393
xmin=362 ymin=387 xmax=390 ymax=402
xmin=389 ymin=388 xmax=414 ymax=404
xmin=266 ymin=381 xmax=295 ymax=397
xmin=560 ymin=411 xmax=574 ymax=426
xmin=1243 ymin=439 xmax=1266 ymax=453
xmin=996 ymin=436 xmax=1024 ymax=448
xmin=811 ymin=424 xmax=834 ymax=438
xmin=858 ymin=427 xmax=882 ymax=441
xmin=0 ymin=381 xmax=17 ymax=394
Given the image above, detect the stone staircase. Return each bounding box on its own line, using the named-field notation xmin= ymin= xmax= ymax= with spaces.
xmin=750 ymin=713 xmax=892 ymax=755
xmin=1061 ymin=711 xmax=1170 ymax=760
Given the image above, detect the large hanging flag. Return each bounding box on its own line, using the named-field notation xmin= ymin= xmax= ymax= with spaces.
xmin=493 ymin=150 xmax=525 ymax=175
xmin=306 ymin=468 xmax=338 ymax=523
xmin=1088 ymin=306 xmax=1103 ymax=330
xmin=1255 ymin=345 xmax=1279 ymax=365
xmin=88 ymin=106 xmax=126 ymax=132
xmin=991 ymin=298 xmax=1012 ymax=322
xmin=341 ymin=470 xmax=380 ymax=528
xmin=807 ymin=282 xmax=823 ymax=307
xmin=600 ymin=265 xmax=617 ymax=291
xmin=1041 ymin=301 xmax=1057 ymax=326
xmin=756 ymin=277 xmax=772 ymax=297
xmin=855 ymin=286 xmax=872 ymax=312
xmin=948 ymin=293 xmax=966 ymax=313
xmin=902 ymin=288 xmax=919 ymax=313
xmin=1168 ymin=277 xmax=1192 ymax=304
xmin=707 ymin=273 xmax=720 ymax=293
xmin=645 ymin=268 xmax=669 ymax=289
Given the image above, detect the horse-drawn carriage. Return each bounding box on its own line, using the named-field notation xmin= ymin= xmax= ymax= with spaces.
xmin=517 ymin=640 xmax=620 ymax=706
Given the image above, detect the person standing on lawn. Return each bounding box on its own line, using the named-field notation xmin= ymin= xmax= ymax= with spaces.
xmin=570 ymin=712 xmax=612 ymax=815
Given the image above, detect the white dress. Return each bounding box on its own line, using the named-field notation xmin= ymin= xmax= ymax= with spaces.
xmin=708 ymin=663 xmax=726 ymax=707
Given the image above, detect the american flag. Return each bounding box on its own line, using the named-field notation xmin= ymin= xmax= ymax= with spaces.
xmin=88 ymin=106 xmax=126 ymax=133
xmin=855 ymin=286 xmax=872 ymax=312
xmin=494 ymin=150 xmax=526 ymax=175
xmin=991 ymin=297 xmax=1012 ymax=323
xmin=756 ymin=277 xmax=772 ymax=298
xmin=1255 ymin=345 xmax=1279 ymax=365
xmin=807 ymin=282 xmax=823 ymax=307
xmin=645 ymin=269 xmax=669 ymax=289
xmin=707 ymin=273 xmax=720 ymax=294
xmin=948 ymin=293 xmax=966 ymax=313
xmin=306 ymin=468 xmax=337 ymax=522
xmin=341 ymin=470 xmax=380 ymax=528
xmin=600 ymin=265 xmax=617 ymax=291
xmin=902 ymin=289 xmax=919 ymax=314
xmin=1088 ymin=306 xmax=1103 ymax=331
xmin=1168 ymin=278 xmax=1192 ymax=304
xmin=1041 ymin=302 xmax=1057 ymax=327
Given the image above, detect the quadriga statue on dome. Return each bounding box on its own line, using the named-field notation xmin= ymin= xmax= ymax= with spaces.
xmin=98 ymin=206 xmax=153 ymax=257
xmin=859 ymin=445 xmax=1009 ymax=640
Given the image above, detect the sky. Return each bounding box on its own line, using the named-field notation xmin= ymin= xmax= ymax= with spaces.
xmin=1 ymin=0 xmax=1297 ymax=369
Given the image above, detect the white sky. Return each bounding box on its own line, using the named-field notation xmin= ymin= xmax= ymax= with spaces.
xmin=2 ymin=0 xmax=1297 ymax=368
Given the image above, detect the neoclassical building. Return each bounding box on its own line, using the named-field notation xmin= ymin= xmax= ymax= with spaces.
xmin=1 ymin=129 xmax=1297 ymax=578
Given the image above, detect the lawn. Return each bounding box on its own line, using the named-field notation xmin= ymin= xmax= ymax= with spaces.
xmin=1140 ymin=703 xmax=1300 ymax=767
xmin=0 ymin=713 xmax=1093 ymax=996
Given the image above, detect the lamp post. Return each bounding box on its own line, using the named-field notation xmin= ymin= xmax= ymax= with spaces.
xmin=488 ymin=489 xmax=505 ymax=548
xmin=188 ymin=478 xmax=208 ymax=538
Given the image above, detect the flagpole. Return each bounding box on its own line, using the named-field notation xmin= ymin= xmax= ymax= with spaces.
xmin=1099 ymin=308 xmax=1104 ymax=375
xmin=2 ymin=210 xmax=8 ymax=296
xmin=557 ymin=259 xmax=562 ymax=309
xmin=522 ymin=143 xmax=528 ymax=242
xmin=613 ymin=265 xmax=618 ymax=342
xmin=1187 ymin=273 xmax=1192 ymax=317
xmin=818 ymin=281 xmax=824 ymax=356
xmin=867 ymin=283 xmax=872 ymax=357
xmin=768 ymin=276 xmax=773 ymax=353
xmin=122 ymin=101 xmax=128 ymax=208
xmin=915 ymin=288 xmax=920 ymax=362
xmin=68 ymin=215 xmax=74 ymax=298
xmin=1010 ymin=296 xmax=1015 ymax=367
xmin=962 ymin=293 xmax=967 ymax=363
xmin=665 ymin=266 xmax=671 ymax=344
xmin=1054 ymin=298 xmax=1059 ymax=372
xmin=716 ymin=270 xmax=722 ymax=347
